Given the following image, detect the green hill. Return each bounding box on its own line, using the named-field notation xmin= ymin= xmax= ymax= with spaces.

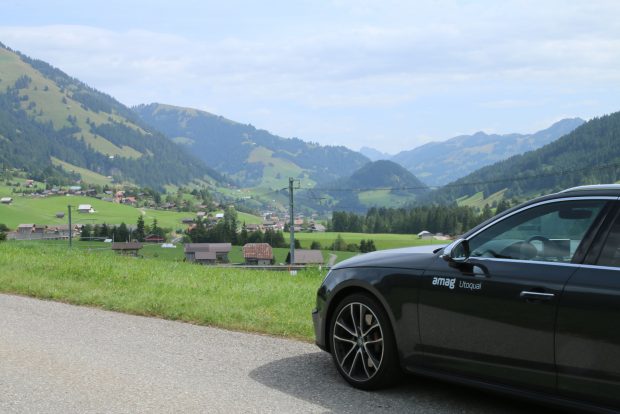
xmin=133 ymin=103 xmax=370 ymax=188
xmin=429 ymin=111 xmax=620 ymax=203
xmin=0 ymin=43 xmax=222 ymax=190
xmin=313 ymin=160 xmax=428 ymax=212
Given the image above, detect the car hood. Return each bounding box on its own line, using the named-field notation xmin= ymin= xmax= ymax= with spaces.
xmin=331 ymin=244 xmax=445 ymax=270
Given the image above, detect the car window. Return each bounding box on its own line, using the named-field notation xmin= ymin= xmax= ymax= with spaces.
xmin=597 ymin=210 xmax=620 ymax=268
xmin=468 ymin=200 xmax=606 ymax=263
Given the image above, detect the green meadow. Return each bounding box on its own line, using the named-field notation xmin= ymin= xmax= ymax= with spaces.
xmin=292 ymin=231 xmax=447 ymax=250
xmin=0 ymin=194 xmax=261 ymax=230
xmin=0 ymin=242 xmax=323 ymax=340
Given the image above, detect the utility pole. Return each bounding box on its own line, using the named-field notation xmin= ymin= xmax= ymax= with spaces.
xmin=68 ymin=205 xmax=73 ymax=248
xmin=289 ymin=177 xmax=300 ymax=267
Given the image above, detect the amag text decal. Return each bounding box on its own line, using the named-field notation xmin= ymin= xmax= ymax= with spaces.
xmin=431 ymin=277 xmax=482 ymax=291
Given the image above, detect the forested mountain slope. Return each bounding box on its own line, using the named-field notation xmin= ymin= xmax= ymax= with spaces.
xmin=133 ymin=103 xmax=370 ymax=188
xmin=0 ymin=43 xmax=221 ymax=189
xmin=428 ymin=111 xmax=620 ymax=203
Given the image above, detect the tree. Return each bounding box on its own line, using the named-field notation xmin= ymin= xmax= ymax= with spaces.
xmin=330 ymin=234 xmax=348 ymax=251
xmin=80 ymin=224 xmax=92 ymax=241
xmin=134 ymin=215 xmax=146 ymax=242
xmin=116 ymin=222 xmax=129 ymax=242
xmin=0 ymin=223 xmax=7 ymax=241
xmin=310 ymin=240 xmax=322 ymax=250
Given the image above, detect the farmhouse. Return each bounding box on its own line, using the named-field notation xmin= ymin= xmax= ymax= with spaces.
xmin=184 ymin=243 xmax=232 ymax=264
xmin=418 ymin=230 xmax=434 ymax=240
xmin=144 ymin=234 xmax=165 ymax=243
xmin=111 ymin=242 xmax=143 ymax=256
xmin=286 ymin=249 xmax=324 ymax=266
xmin=245 ymin=223 xmax=262 ymax=232
xmin=243 ymin=243 xmax=273 ymax=265
xmin=77 ymin=204 xmax=95 ymax=213
xmin=310 ymin=223 xmax=326 ymax=232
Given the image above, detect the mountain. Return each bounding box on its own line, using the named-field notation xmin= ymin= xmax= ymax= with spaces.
xmin=428 ymin=111 xmax=620 ymax=204
xmin=392 ymin=118 xmax=584 ymax=187
xmin=314 ymin=160 xmax=428 ymax=212
xmin=0 ymin=43 xmax=221 ymax=189
xmin=133 ymin=103 xmax=370 ymax=188
xmin=359 ymin=146 xmax=391 ymax=161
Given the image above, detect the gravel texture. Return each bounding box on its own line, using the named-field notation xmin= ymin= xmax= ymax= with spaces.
xmin=0 ymin=294 xmax=561 ymax=413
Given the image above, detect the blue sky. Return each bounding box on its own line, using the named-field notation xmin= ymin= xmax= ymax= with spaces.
xmin=2 ymin=0 xmax=619 ymax=153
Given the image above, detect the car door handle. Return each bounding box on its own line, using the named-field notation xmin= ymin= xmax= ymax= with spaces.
xmin=520 ymin=291 xmax=555 ymax=302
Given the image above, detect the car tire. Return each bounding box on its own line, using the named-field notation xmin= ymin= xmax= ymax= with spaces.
xmin=329 ymin=292 xmax=400 ymax=390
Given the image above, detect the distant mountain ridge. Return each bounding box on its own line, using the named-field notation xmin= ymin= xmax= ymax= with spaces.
xmin=0 ymin=43 xmax=220 ymax=189
xmin=359 ymin=146 xmax=392 ymax=161
xmin=133 ymin=103 xmax=370 ymax=188
xmin=427 ymin=111 xmax=620 ymax=203
xmin=392 ymin=118 xmax=585 ymax=186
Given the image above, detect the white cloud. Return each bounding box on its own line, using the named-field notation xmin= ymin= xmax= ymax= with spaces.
xmin=1 ymin=0 xmax=620 ymax=151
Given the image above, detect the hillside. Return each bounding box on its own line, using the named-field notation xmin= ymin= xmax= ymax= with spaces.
xmin=392 ymin=118 xmax=584 ymax=186
xmin=428 ymin=111 xmax=620 ymax=203
xmin=314 ymin=160 xmax=428 ymax=212
xmin=133 ymin=103 xmax=370 ymax=188
xmin=0 ymin=43 xmax=221 ymax=190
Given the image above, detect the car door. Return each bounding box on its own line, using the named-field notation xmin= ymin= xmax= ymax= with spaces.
xmin=556 ymin=201 xmax=620 ymax=409
xmin=417 ymin=198 xmax=610 ymax=392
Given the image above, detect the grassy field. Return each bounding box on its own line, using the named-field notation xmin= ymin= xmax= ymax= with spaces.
xmin=0 ymin=242 xmax=323 ymax=340
xmin=0 ymin=194 xmax=262 ymax=230
xmin=51 ymin=157 xmax=113 ymax=186
xmin=456 ymin=189 xmax=508 ymax=210
xmin=292 ymin=231 xmax=447 ymax=250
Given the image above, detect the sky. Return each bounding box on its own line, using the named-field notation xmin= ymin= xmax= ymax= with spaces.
xmin=1 ymin=0 xmax=619 ymax=154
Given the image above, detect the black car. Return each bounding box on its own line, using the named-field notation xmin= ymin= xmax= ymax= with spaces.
xmin=313 ymin=185 xmax=620 ymax=413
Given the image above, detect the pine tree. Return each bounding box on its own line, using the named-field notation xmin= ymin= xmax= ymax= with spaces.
xmin=134 ymin=215 xmax=146 ymax=242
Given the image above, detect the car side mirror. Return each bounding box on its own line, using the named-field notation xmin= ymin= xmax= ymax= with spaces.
xmin=441 ymin=238 xmax=470 ymax=267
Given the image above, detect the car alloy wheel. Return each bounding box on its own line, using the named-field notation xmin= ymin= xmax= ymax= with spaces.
xmin=330 ymin=293 xmax=399 ymax=389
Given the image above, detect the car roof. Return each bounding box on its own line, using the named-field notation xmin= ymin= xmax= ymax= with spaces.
xmin=559 ymin=184 xmax=620 ymax=197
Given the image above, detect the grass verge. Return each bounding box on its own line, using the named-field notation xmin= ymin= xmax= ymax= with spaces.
xmin=0 ymin=242 xmax=323 ymax=341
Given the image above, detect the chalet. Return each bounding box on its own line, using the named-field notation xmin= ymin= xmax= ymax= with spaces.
xmin=77 ymin=204 xmax=95 ymax=214
xmin=196 ymin=211 xmax=207 ymax=218
xmin=215 ymin=213 xmax=225 ymax=220
xmin=286 ymin=249 xmax=324 ymax=266
xmin=14 ymin=224 xmax=47 ymax=240
xmin=121 ymin=197 xmax=137 ymax=206
xmin=17 ymin=224 xmax=35 ymax=234
xmin=144 ymin=234 xmax=165 ymax=243
xmin=194 ymin=251 xmax=217 ymax=265
xmin=418 ymin=230 xmax=434 ymax=240
xmin=262 ymin=220 xmax=276 ymax=229
xmin=243 ymin=243 xmax=273 ymax=265
xmin=310 ymin=223 xmax=326 ymax=232
xmin=245 ymin=223 xmax=261 ymax=233
xmin=184 ymin=243 xmax=232 ymax=264
xmin=111 ymin=242 xmax=143 ymax=256
xmin=181 ymin=218 xmax=195 ymax=224
xmin=1 ymin=197 xmax=13 ymax=204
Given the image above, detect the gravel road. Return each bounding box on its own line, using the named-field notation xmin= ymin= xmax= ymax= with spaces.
xmin=0 ymin=294 xmax=564 ymax=413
